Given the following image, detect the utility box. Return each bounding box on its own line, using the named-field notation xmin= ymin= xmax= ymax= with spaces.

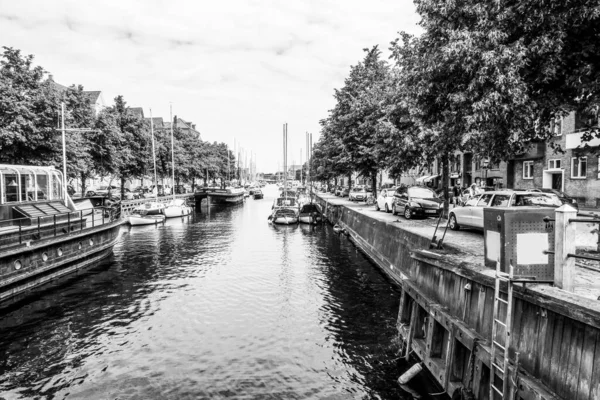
xmin=483 ymin=207 xmax=555 ymax=281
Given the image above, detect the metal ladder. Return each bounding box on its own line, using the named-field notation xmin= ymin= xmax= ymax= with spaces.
xmin=490 ymin=259 xmax=532 ymax=400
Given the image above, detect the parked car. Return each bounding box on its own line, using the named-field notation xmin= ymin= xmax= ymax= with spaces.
xmin=529 ymin=188 xmax=579 ymax=211
xmin=340 ymin=187 xmax=350 ymax=197
xmin=349 ymin=187 xmax=368 ymax=201
xmin=334 ymin=186 xmax=344 ymax=196
xmin=448 ymin=190 xmax=563 ymax=231
xmin=376 ymin=187 xmax=397 ymax=212
xmin=392 ymin=186 xmax=443 ymax=219
xmin=86 ymin=184 xmax=119 ymax=197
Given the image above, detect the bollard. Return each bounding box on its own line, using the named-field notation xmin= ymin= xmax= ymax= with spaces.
xmin=398 ymin=362 xmax=422 ymax=385
xmin=554 ymin=204 xmax=577 ymax=291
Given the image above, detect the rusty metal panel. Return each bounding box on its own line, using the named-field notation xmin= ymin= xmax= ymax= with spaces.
xmin=484 ymin=207 xmax=555 ymax=281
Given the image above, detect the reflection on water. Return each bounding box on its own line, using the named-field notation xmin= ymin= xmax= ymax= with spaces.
xmin=0 ymin=186 xmax=436 ymax=399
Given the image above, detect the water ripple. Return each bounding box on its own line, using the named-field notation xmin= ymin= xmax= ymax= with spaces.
xmin=0 ymin=187 xmax=437 ymax=399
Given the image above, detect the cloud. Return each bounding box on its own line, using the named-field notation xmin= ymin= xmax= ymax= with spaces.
xmin=0 ymin=0 xmax=421 ymax=172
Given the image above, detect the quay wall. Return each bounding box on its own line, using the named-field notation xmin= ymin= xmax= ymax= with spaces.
xmin=316 ymin=196 xmax=600 ymax=400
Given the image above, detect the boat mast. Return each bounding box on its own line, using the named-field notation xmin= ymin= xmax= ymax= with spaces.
xmin=170 ymin=104 xmax=175 ymax=200
xmin=61 ymin=103 xmax=67 ymax=206
xmin=283 ymin=123 xmax=287 ymax=200
xmin=150 ymin=108 xmax=158 ymax=200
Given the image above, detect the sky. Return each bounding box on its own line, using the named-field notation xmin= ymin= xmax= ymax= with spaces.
xmin=0 ymin=0 xmax=421 ymax=173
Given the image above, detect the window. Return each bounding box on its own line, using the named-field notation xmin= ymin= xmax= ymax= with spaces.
xmin=548 ymin=159 xmax=562 ymax=170
xmin=523 ymin=161 xmax=534 ymax=179
xmin=553 ymin=117 xmax=563 ymax=136
xmin=476 ymin=194 xmax=493 ymax=207
xmin=571 ymin=157 xmax=587 ymax=179
xmin=491 ymin=195 xmax=511 ymax=207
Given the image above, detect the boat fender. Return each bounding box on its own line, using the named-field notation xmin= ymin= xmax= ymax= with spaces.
xmin=397 ymin=362 xmax=422 ymax=385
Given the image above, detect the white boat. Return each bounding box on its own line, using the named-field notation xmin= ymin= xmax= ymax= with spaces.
xmin=128 ymin=213 xmax=166 ymax=225
xmin=164 ymin=198 xmax=192 ymax=218
xmin=128 ymin=202 xmax=166 ymax=225
xmin=132 ymin=201 xmax=165 ymax=215
xmin=270 ymin=197 xmax=300 ymax=225
xmin=271 ymin=208 xmax=299 ymax=224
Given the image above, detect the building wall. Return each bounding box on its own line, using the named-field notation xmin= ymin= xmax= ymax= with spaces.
xmin=512 ymin=159 xmax=544 ymax=190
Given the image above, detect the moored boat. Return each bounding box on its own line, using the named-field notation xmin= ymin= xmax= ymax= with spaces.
xmin=270 ymin=197 xmax=300 ymax=225
xmin=197 ymin=187 xmax=245 ymax=204
xmin=299 ymin=203 xmax=322 ymax=224
xmin=0 ymin=164 xmax=123 ymax=303
xmin=163 ymin=198 xmax=192 ymax=218
xmin=271 ymin=207 xmax=299 ymax=224
xmin=128 ymin=213 xmax=166 ymax=225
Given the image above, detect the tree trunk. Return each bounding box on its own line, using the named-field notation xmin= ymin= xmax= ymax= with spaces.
xmin=121 ymin=176 xmax=126 ymax=200
xmin=442 ymin=154 xmax=450 ymax=218
xmin=80 ymin=172 xmax=87 ymax=198
xmin=371 ymin=170 xmax=378 ymax=198
xmin=347 ymin=173 xmax=352 ymax=190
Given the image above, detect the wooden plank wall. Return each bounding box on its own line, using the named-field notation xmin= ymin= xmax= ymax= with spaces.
xmin=332 ymin=202 xmax=600 ymax=400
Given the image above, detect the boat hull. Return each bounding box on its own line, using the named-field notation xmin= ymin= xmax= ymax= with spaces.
xmin=128 ymin=214 xmax=166 ymax=225
xmin=273 ymin=216 xmax=299 ymax=225
xmin=0 ymin=220 xmax=122 ymax=304
xmin=299 ymin=215 xmax=322 ymax=224
xmin=163 ymin=206 xmax=192 ymax=218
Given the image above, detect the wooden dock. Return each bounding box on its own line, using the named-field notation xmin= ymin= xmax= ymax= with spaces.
xmin=316 ymin=194 xmax=600 ymax=400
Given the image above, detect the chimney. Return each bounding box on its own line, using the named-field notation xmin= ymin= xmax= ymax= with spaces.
xmin=48 ymin=74 xmax=54 ymax=81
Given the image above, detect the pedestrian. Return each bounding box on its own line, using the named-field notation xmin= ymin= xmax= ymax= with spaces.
xmin=452 ymin=184 xmax=460 ymax=206
xmin=468 ymin=184 xmax=480 ymax=199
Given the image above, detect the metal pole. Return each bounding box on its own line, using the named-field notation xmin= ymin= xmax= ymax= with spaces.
xmin=61 ymin=103 xmax=68 ymax=207
xmin=170 ymin=104 xmax=176 ymax=199
xmin=150 ymin=109 xmax=158 ymax=201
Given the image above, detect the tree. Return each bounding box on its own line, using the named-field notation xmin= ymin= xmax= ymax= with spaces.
xmin=317 ymin=47 xmax=394 ymax=195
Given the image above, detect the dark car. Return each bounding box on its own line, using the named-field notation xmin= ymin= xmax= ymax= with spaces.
xmin=392 ymin=185 xmax=443 ymax=219
xmin=530 ymin=188 xmax=579 ymax=211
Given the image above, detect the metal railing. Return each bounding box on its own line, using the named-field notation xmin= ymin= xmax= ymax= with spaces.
xmin=0 ymin=205 xmax=121 ymax=249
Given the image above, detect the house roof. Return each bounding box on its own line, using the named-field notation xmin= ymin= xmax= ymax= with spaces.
xmin=175 ymin=117 xmax=201 ymax=137
xmin=84 ymin=91 xmax=102 ymax=103
xmin=146 ymin=117 xmax=164 ymax=128
xmin=129 ymin=107 xmax=144 ymax=118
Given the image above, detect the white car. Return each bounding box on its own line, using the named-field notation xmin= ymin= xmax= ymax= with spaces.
xmin=376 ymin=187 xmax=396 ymax=213
xmin=448 ymin=190 xmax=562 ymax=231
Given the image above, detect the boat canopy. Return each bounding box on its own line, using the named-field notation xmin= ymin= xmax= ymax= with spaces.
xmin=275 ymin=197 xmax=298 ymax=207
xmin=300 ymin=203 xmax=321 ymax=214
xmin=0 ymin=164 xmax=64 ymax=205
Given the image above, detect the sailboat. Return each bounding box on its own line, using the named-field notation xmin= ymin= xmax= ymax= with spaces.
xmin=128 ymin=109 xmax=167 ymax=225
xmin=164 ymin=104 xmax=193 ymax=218
xmin=270 ymin=123 xmax=299 ymax=225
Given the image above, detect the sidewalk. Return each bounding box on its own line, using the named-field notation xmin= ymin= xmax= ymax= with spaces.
xmin=317 ymin=192 xmax=600 ymax=301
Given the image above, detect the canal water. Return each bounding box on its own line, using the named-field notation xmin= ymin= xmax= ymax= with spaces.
xmin=0 ymin=186 xmax=436 ymax=399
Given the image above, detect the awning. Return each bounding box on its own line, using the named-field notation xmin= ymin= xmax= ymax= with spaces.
xmin=424 ymin=174 xmax=440 ymax=182
xmin=415 ymin=175 xmax=430 ymax=183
